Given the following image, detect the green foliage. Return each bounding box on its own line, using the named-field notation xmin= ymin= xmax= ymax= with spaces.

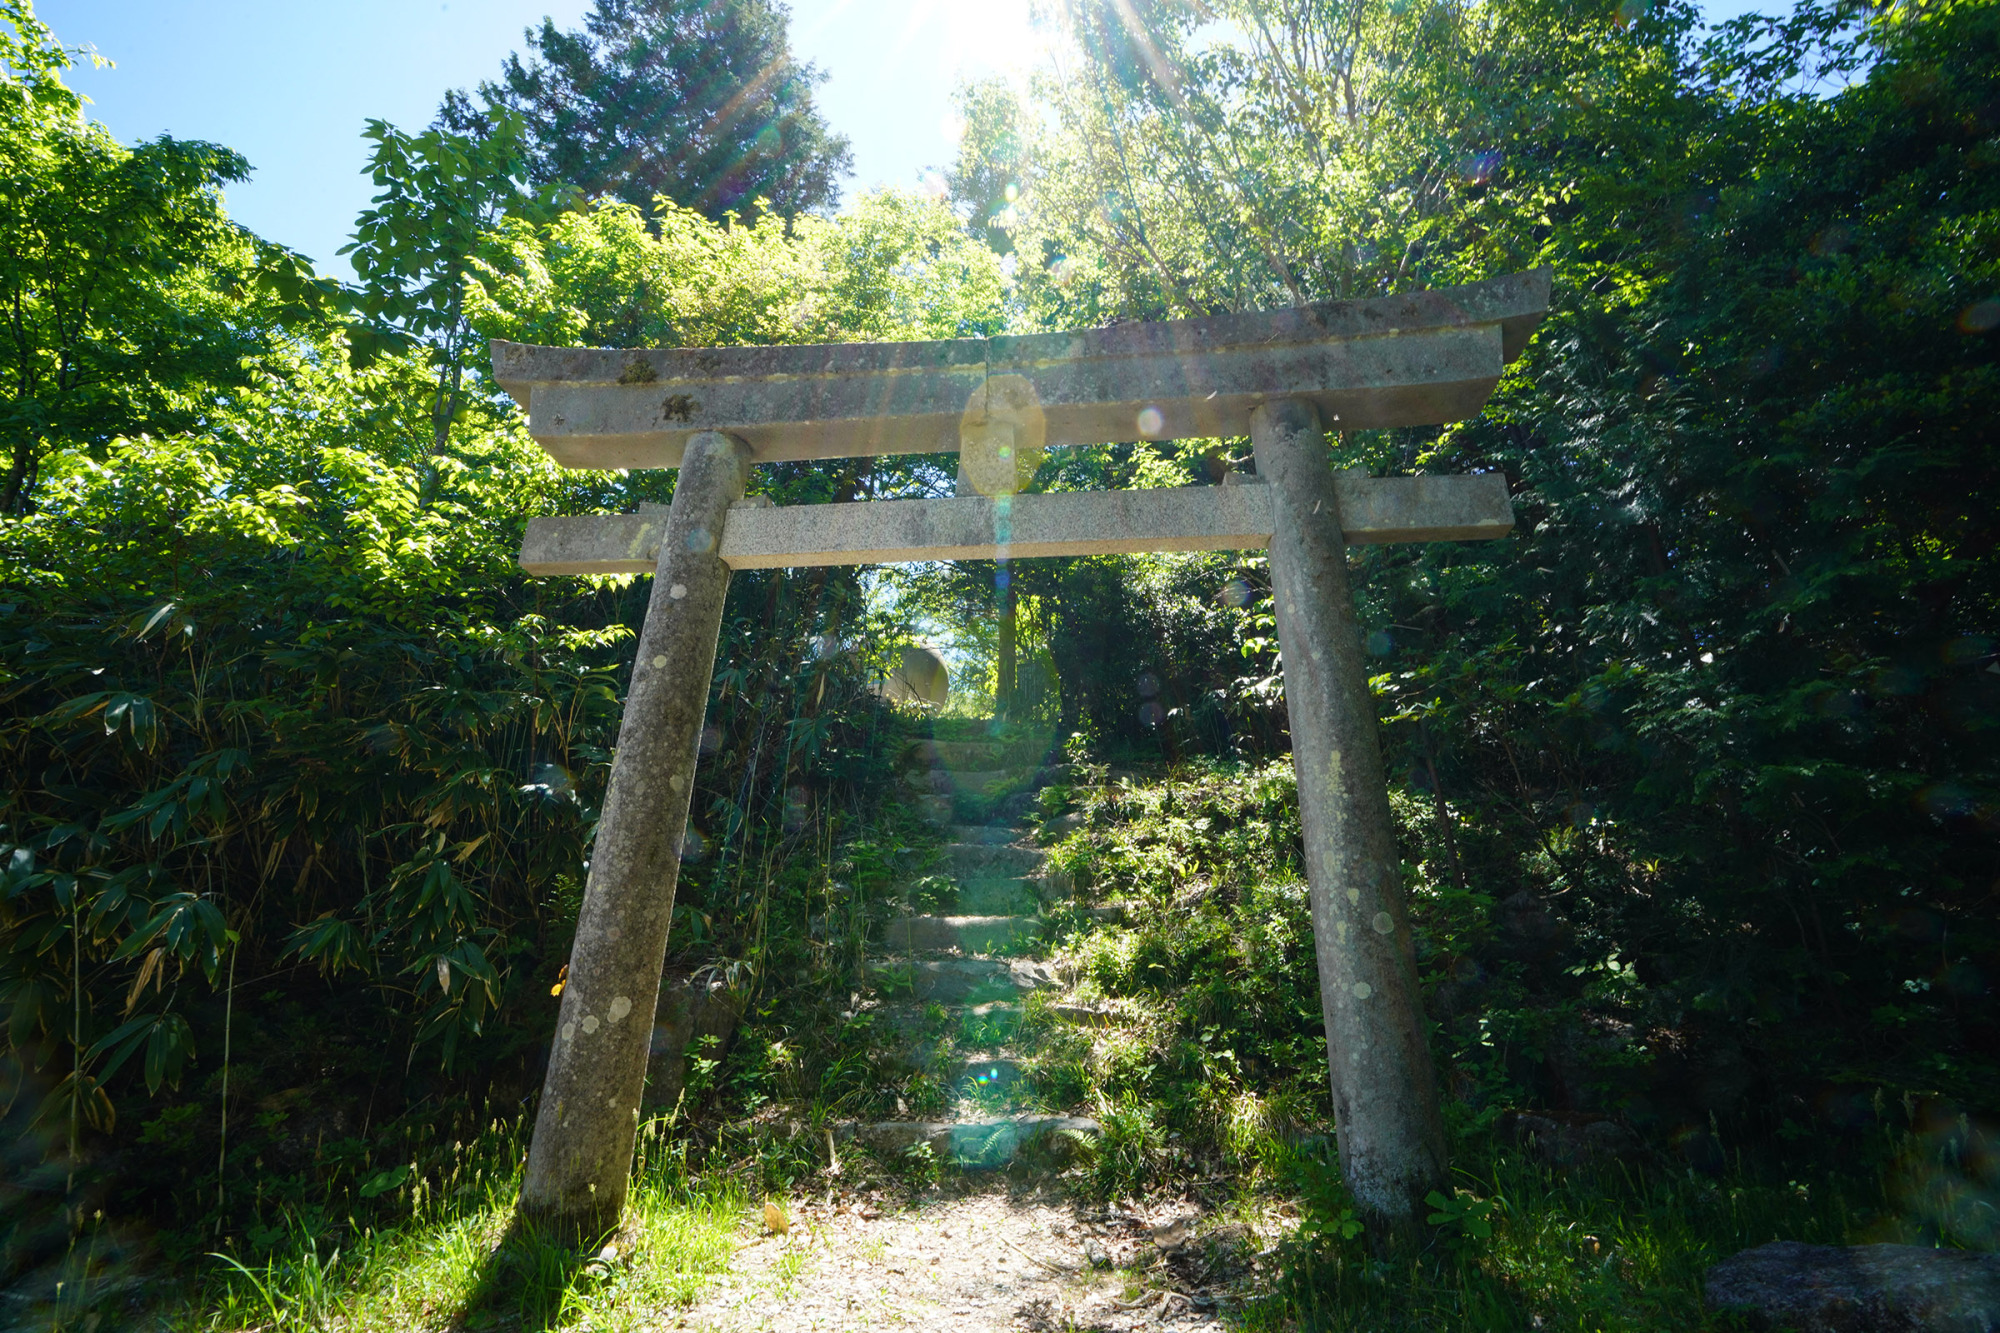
xmin=344 ymin=110 xmax=556 ymax=460
xmin=1039 ymin=763 xmax=1994 ymax=1327
xmin=0 ymin=2 xmax=300 ymax=515
xmin=0 ymin=31 xmax=1010 ymax=1277
xmin=981 ymin=0 xmax=2000 ymax=1135
xmin=946 ymin=78 xmax=1031 ymax=255
xmin=469 ymin=188 xmax=1009 ymax=354
xmin=464 ymin=0 xmax=851 ymax=220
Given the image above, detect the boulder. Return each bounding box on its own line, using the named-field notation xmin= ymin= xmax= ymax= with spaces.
xmin=645 ymin=973 xmax=744 ymax=1109
xmin=877 ymin=645 xmax=950 ymax=706
xmin=1704 ymin=1241 xmax=2000 ymax=1332
xmin=1500 ymin=1111 xmax=1644 ymax=1167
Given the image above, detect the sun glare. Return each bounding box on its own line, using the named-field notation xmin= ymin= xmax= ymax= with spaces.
xmin=799 ymin=0 xmax=1052 ymax=109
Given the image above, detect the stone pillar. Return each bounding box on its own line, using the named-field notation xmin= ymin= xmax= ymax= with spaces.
xmin=519 ymin=430 xmax=753 ymax=1237
xmin=1250 ymin=397 xmax=1446 ymax=1242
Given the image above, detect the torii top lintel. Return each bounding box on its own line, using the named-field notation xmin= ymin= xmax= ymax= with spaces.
xmin=492 ymin=269 xmax=1550 ymax=471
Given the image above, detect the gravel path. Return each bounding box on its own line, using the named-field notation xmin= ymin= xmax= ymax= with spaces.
xmin=669 ymin=1188 xmax=1239 ymax=1333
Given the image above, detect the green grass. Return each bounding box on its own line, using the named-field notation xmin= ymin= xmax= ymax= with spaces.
xmin=1237 ymin=1144 xmax=1891 ymax=1331
xmin=168 ymin=1116 xmax=745 ymax=1333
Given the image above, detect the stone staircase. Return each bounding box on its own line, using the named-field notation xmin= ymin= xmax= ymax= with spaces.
xmin=837 ymin=725 xmax=1100 ymax=1170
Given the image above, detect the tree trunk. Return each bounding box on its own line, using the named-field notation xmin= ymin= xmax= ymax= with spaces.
xmin=2 ymin=436 xmax=34 ymax=516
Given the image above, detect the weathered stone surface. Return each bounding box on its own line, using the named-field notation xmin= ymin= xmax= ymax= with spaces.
xmin=882 ymin=914 xmax=1039 ymax=954
xmin=938 ymin=769 xmax=1019 ymax=795
xmin=516 ymin=474 xmax=1513 ymax=575
xmin=1499 ymin=1112 xmax=1643 ymax=1167
xmin=948 ymin=823 xmax=1021 ymax=845
xmin=645 ymin=974 xmax=744 ymax=1110
xmin=945 ymin=843 xmax=1046 ymax=877
xmin=518 ymin=431 xmax=753 ymax=1236
xmin=871 ymin=958 xmax=1057 ymax=1004
xmin=1039 ymin=811 xmax=1088 ymax=840
xmin=952 ymin=877 xmax=1043 ymax=916
xmin=952 ymin=1056 xmax=1027 ymax=1096
xmin=1704 ymin=1241 xmax=2000 ymax=1332
xmin=838 ymin=1115 xmax=1100 ymax=1168
xmin=1046 ymin=1001 xmax=1122 ymax=1026
xmin=912 ymin=740 xmax=1024 ymax=770
xmin=493 ymin=270 xmax=1548 ymax=468
xmin=1254 ymin=396 xmax=1447 ymax=1242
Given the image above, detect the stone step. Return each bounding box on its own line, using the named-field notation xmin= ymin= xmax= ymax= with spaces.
xmin=944 ymin=769 xmax=1025 ymax=794
xmin=902 ymin=769 xmax=1036 ymax=799
xmin=867 ymin=1001 xmax=1023 ymax=1066
xmin=1046 ymin=1000 xmax=1123 ymax=1027
xmin=951 ymin=877 xmax=1044 ymax=916
xmin=951 ymin=1055 xmax=1028 ymax=1099
xmin=1039 ymin=811 xmax=1087 ymax=840
xmin=950 ymin=824 xmax=1024 ymax=845
xmin=867 ymin=957 xmax=1058 ymax=1004
xmin=882 ymin=914 xmax=1038 ymax=954
xmin=837 ymin=1114 xmax=1099 ymax=1169
xmin=906 ymin=739 xmax=1013 ymax=769
xmin=944 ymin=843 xmax=1045 ymax=877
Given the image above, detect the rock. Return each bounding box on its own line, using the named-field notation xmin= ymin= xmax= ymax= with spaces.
xmin=881 ymin=913 xmax=1039 ymax=954
xmin=996 ymin=790 xmax=1040 ymax=821
xmin=950 ymin=824 xmax=1021 ymax=846
xmin=1046 ymin=1001 xmax=1120 ymax=1026
xmin=1703 ymin=1241 xmax=2000 ymax=1332
xmin=1492 ymin=889 xmax=1572 ymax=962
xmin=867 ymin=957 xmax=1057 ymax=1004
xmin=1039 ymin=811 xmax=1086 ymax=840
xmin=943 ymin=843 xmax=1045 ymax=877
xmin=953 ymin=876 xmax=1043 ymax=915
xmin=646 ymin=973 xmax=743 ymax=1108
xmin=1500 ymin=1111 xmax=1644 ymax=1167
xmin=838 ymin=1114 xmax=1100 ymax=1168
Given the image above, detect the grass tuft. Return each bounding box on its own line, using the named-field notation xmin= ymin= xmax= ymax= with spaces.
xmin=172 ymin=1115 xmax=744 ymax=1332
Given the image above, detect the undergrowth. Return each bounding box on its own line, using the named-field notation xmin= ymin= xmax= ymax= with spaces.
xmin=157 ymin=1116 xmax=744 ymax=1333
xmin=1023 ymin=757 xmax=1997 ymax=1328
xmin=41 ymin=756 xmax=1993 ymax=1332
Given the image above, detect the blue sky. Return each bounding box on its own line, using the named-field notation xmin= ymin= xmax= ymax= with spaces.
xmin=36 ymin=0 xmax=1768 ymax=280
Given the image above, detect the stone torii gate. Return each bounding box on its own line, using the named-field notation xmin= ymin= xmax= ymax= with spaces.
xmin=498 ymin=269 xmax=1549 ymax=1239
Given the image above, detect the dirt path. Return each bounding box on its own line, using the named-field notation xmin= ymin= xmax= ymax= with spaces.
xmin=669 ymin=1187 xmax=1249 ymax=1333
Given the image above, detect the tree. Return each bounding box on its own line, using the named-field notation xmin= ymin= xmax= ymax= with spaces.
xmin=468 ymin=187 xmax=1007 ymax=352
xmin=988 ymin=0 xmax=2000 ymax=1187
xmin=0 ymin=0 xmax=270 ymax=515
xmin=946 ymin=79 xmax=1032 ymax=255
xmin=469 ymin=0 xmax=851 ymax=221
xmin=1 ymin=167 xmax=1007 ymax=1239
xmin=342 ymin=111 xmax=550 ymax=479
